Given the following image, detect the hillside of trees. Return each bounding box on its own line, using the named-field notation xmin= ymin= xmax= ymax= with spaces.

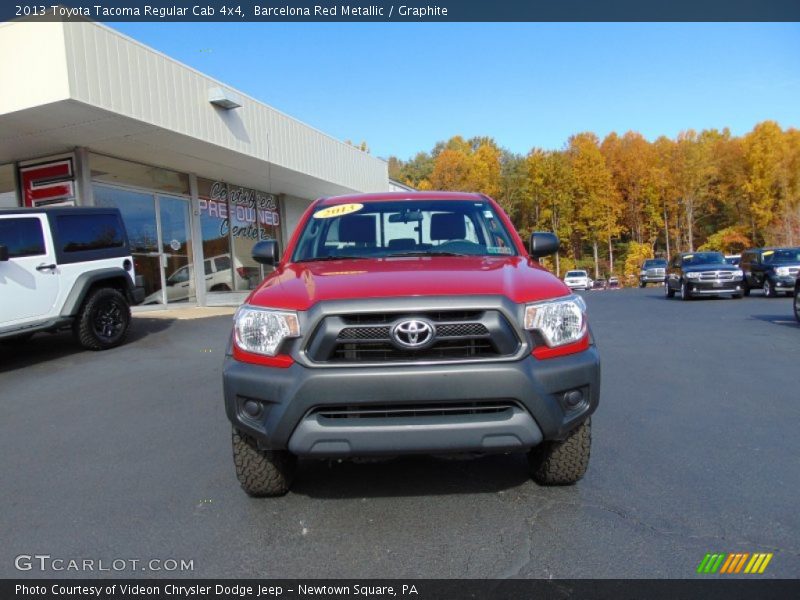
xmin=387 ymin=121 xmax=800 ymax=279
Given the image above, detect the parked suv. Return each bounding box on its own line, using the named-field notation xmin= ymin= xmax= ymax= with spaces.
xmin=639 ymin=259 xmax=667 ymax=287
xmin=223 ymin=192 xmax=600 ymax=496
xmin=740 ymin=247 xmax=800 ymax=297
xmin=0 ymin=207 xmax=144 ymax=349
xmin=563 ymin=269 xmax=592 ymax=291
xmin=665 ymin=251 xmax=743 ymax=300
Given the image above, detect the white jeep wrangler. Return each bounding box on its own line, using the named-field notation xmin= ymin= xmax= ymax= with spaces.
xmin=0 ymin=207 xmax=144 ymax=350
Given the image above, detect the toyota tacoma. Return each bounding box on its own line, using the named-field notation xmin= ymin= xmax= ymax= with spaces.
xmin=223 ymin=192 xmax=600 ymax=496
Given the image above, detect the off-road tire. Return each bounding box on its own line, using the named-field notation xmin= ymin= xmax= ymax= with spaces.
xmin=529 ymin=419 xmax=591 ymax=485
xmin=232 ymin=429 xmax=295 ymax=497
xmin=74 ymin=287 xmax=131 ymax=350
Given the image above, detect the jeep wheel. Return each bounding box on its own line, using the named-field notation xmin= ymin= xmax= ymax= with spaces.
xmin=74 ymin=288 xmax=130 ymax=350
xmin=763 ymin=280 xmax=775 ymax=297
xmin=529 ymin=419 xmax=591 ymax=485
xmin=665 ymin=281 xmax=675 ymax=298
xmin=232 ymin=429 xmax=295 ymax=497
xmin=680 ymin=281 xmax=692 ymax=301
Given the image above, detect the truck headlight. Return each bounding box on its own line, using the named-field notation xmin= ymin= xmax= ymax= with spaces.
xmin=686 ymin=272 xmax=701 ymax=279
xmin=731 ymin=269 xmax=744 ymax=279
xmin=524 ymin=295 xmax=586 ymax=347
xmin=234 ymin=305 xmax=300 ymax=356
xmin=640 ymin=270 xmax=646 ymax=276
xmin=776 ymin=267 xmax=790 ymax=277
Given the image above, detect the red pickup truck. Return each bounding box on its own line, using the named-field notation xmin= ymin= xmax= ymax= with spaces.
xmin=223 ymin=192 xmax=600 ymax=496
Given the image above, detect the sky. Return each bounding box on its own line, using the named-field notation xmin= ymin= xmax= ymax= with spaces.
xmin=112 ymin=23 xmax=800 ymax=161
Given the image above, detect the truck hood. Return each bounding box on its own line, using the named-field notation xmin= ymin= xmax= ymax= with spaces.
xmin=248 ymin=256 xmax=571 ymax=311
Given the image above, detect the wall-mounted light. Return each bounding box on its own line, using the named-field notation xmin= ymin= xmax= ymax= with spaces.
xmin=208 ymin=87 xmax=242 ymax=110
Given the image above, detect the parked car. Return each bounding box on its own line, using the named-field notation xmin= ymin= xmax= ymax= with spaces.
xmin=607 ymin=276 xmax=620 ymax=289
xmin=740 ymin=247 xmax=800 ymax=297
xmin=725 ymin=254 xmax=741 ymax=266
xmin=639 ymin=259 xmax=667 ymax=287
xmin=143 ymin=253 xmax=248 ymax=304
xmin=563 ymin=269 xmax=592 ymax=290
xmin=665 ymin=251 xmax=743 ymax=300
xmin=0 ymin=207 xmax=144 ymax=349
xmin=592 ymin=278 xmax=607 ymax=290
xmin=223 ymin=192 xmax=600 ymax=496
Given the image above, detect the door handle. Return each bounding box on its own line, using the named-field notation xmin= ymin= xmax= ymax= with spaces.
xmin=36 ymin=263 xmax=56 ymax=271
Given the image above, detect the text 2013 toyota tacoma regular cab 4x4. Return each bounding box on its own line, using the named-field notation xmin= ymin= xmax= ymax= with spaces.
xmin=223 ymin=192 xmax=600 ymax=496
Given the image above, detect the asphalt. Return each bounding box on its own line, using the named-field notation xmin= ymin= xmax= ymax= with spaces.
xmin=1 ymin=288 xmax=798 ymax=579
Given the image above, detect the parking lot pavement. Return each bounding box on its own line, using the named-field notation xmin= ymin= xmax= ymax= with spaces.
xmin=1 ymin=289 xmax=798 ymax=578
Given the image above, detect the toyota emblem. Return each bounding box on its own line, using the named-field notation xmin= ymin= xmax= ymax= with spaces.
xmin=391 ymin=319 xmax=435 ymax=349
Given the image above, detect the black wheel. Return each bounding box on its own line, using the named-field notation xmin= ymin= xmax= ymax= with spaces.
xmin=794 ymin=288 xmax=800 ymax=323
xmin=232 ymin=429 xmax=295 ymax=497
xmin=680 ymin=280 xmax=692 ymax=301
xmin=529 ymin=419 xmax=591 ymax=485
xmin=74 ymin=287 xmax=130 ymax=350
xmin=665 ymin=281 xmax=675 ymax=298
xmin=639 ymin=281 xmax=646 ymax=288
xmin=763 ymin=280 xmax=775 ymax=297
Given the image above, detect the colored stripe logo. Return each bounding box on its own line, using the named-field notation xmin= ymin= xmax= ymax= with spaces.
xmin=697 ymin=553 xmax=773 ymax=574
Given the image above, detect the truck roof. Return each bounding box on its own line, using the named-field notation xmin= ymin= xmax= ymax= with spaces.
xmin=316 ymin=191 xmax=488 ymax=206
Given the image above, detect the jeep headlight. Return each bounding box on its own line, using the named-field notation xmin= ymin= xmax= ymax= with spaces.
xmin=776 ymin=266 xmax=790 ymax=277
xmin=686 ymin=272 xmax=701 ymax=279
xmin=524 ymin=295 xmax=586 ymax=347
xmin=234 ymin=305 xmax=300 ymax=356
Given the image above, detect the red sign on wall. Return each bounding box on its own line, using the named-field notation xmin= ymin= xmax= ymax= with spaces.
xmin=19 ymin=158 xmax=76 ymax=207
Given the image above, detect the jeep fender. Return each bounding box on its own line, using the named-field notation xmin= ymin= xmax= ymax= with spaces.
xmin=60 ymin=268 xmax=134 ymax=317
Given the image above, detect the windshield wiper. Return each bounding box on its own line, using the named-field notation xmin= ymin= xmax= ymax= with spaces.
xmin=388 ymin=251 xmax=470 ymax=257
xmin=297 ymin=255 xmax=367 ymax=262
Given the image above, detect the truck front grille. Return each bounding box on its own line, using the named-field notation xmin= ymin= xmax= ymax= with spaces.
xmin=699 ymin=271 xmax=734 ymax=281
xmin=305 ymin=309 xmax=519 ymax=364
xmin=311 ymin=401 xmax=517 ymax=420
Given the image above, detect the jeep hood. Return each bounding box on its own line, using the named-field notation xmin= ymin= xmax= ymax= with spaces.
xmin=248 ymin=256 xmax=571 ymax=311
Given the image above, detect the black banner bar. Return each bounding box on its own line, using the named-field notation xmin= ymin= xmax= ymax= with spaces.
xmin=4 ymin=579 xmax=800 ymax=600
xmin=4 ymin=0 xmax=800 ymax=23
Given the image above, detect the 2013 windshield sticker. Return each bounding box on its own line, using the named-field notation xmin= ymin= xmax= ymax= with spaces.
xmin=313 ymin=203 xmax=364 ymax=219
xmin=487 ymin=246 xmax=513 ymax=255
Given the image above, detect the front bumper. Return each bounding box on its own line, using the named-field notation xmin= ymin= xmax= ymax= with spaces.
xmin=686 ymin=280 xmax=742 ymax=295
xmin=772 ymin=276 xmax=797 ymax=291
xmin=640 ymin=276 xmax=665 ymax=283
xmin=223 ymin=347 xmax=600 ymax=457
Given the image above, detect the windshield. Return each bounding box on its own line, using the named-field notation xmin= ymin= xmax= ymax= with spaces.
xmin=762 ymin=248 xmax=800 ymax=264
xmin=292 ymin=200 xmax=517 ymax=262
xmin=682 ymin=252 xmax=725 ymax=266
xmin=566 ymin=271 xmax=586 ymax=277
xmin=644 ymin=260 xmax=666 ymax=268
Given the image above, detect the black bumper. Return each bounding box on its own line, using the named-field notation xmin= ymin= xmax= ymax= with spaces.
xmin=223 ymin=347 xmax=600 ymax=457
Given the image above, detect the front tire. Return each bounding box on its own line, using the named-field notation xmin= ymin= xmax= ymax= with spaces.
xmin=680 ymin=280 xmax=692 ymax=301
xmin=794 ymin=287 xmax=800 ymax=323
xmin=529 ymin=419 xmax=591 ymax=485
xmin=232 ymin=429 xmax=296 ymax=497
xmin=74 ymin=287 xmax=131 ymax=350
xmin=665 ymin=281 xmax=675 ymax=298
xmin=763 ymin=280 xmax=776 ymax=298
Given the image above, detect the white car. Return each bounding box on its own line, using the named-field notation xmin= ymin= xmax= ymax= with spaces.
xmin=564 ymin=270 xmax=592 ymax=290
xmin=0 ymin=207 xmax=143 ymax=349
xmin=143 ymin=253 xmax=251 ymax=304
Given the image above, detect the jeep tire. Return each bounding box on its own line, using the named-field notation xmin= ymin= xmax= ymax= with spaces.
xmin=232 ymin=429 xmax=296 ymax=497
xmin=529 ymin=419 xmax=591 ymax=485
xmin=74 ymin=287 xmax=131 ymax=350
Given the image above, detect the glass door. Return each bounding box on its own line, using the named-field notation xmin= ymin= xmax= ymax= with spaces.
xmin=95 ymin=185 xmax=164 ymax=305
xmin=158 ymin=194 xmax=195 ymax=304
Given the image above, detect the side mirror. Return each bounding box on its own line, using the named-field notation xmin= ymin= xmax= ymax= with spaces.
xmin=0 ymin=244 xmax=8 ymax=262
xmin=529 ymin=232 xmax=559 ymax=259
xmin=252 ymin=240 xmax=279 ymax=266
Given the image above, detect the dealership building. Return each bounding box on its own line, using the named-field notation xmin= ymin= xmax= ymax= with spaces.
xmin=0 ymin=19 xmax=393 ymax=305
